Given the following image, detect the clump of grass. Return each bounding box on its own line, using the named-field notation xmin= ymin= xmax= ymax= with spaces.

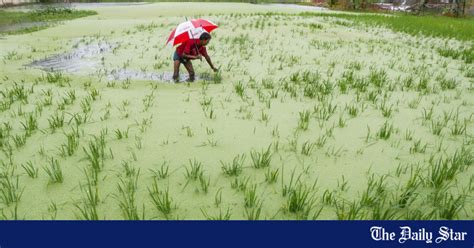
xmin=114 ymin=127 xmax=129 ymax=140
xmin=20 ymin=113 xmax=38 ymax=137
xmin=199 ymin=174 xmax=210 ymax=193
xmin=116 ymin=172 xmax=142 ymax=220
xmin=285 ymin=184 xmax=317 ymax=219
xmin=377 ymin=121 xmax=394 ymax=140
xmin=0 ymin=176 xmax=23 ymax=206
xmin=83 ymin=134 xmax=107 ymax=173
xmin=185 ymin=159 xmax=204 ymax=181
xmin=43 ymin=157 xmax=63 ymax=184
xmin=234 ymin=81 xmax=245 ymax=98
xmin=201 ymin=207 xmax=231 ymax=220
xmin=220 ymin=154 xmax=245 ymax=177
xmin=59 ymin=129 xmax=80 ymax=157
xmin=301 ymin=141 xmax=315 ymax=156
xmin=297 ymin=110 xmax=311 ymax=131
xmin=265 ymin=168 xmax=279 ymax=184
xmin=148 ymin=178 xmax=173 ymax=218
xmin=244 ymin=184 xmax=259 ymax=208
xmin=48 ymin=111 xmax=65 ymax=131
xmin=250 ymin=145 xmax=272 ymax=169
xmin=149 ymin=162 xmax=169 ymax=180
xmin=21 ymin=161 xmax=38 ymax=179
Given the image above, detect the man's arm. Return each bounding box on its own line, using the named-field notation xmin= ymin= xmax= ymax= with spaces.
xmin=204 ymin=55 xmax=217 ymax=72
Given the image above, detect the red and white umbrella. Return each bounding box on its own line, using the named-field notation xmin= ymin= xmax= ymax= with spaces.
xmin=166 ymin=18 xmax=218 ymax=47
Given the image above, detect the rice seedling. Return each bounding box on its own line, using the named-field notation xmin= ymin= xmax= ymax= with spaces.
xmin=234 ymin=81 xmax=245 ymax=98
xmin=80 ymin=96 xmax=92 ymax=113
xmin=20 ymin=113 xmax=38 ymax=137
xmin=430 ymin=119 xmax=445 ymax=136
xmin=360 ymin=174 xmax=386 ymax=207
xmin=409 ymin=139 xmax=427 ymax=154
xmin=48 ymin=111 xmax=65 ymax=131
xmin=334 ymin=199 xmax=363 ymax=220
xmin=230 ymin=176 xmax=250 ymax=192
xmin=43 ymin=157 xmax=63 ymax=184
xmin=214 ymin=188 xmax=222 ymax=207
xmin=377 ymin=121 xmax=394 ymax=140
xmin=297 ymin=110 xmax=311 ymax=131
xmin=13 ymin=133 xmax=27 ymax=148
xmin=149 ymin=161 xmax=169 ymax=180
xmin=148 ymin=178 xmax=173 ymax=218
xmin=379 ymin=100 xmax=393 ymax=118
xmin=201 ymin=207 xmax=231 ymax=220
xmin=83 ymin=135 xmax=106 ymax=173
xmin=220 ymin=154 xmax=245 ymax=177
xmin=301 ymin=141 xmax=315 ymax=156
xmin=285 ymin=183 xmax=317 ymax=219
xmin=244 ymin=184 xmax=259 ymax=208
xmin=265 ymin=168 xmax=279 ymax=184
xmin=436 ymin=193 xmax=465 ymax=220
xmin=114 ymin=128 xmax=129 ymax=140
xmin=427 ymin=148 xmax=471 ymax=188
xmin=451 ymin=114 xmax=467 ymax=136
xmin=250 ymin=145 xmax=272 ymax=169
xmin=185 ymin=159 xmax=204 ymax=181
xmin=397 ymin=167 xmax=421 ymax=209
xmin=0 ymin=176 xmax=24 ymax=206
xmin=116 ymin=172 xmax=142 ymax=220
xmin=21 ymin=161 xmax=38 ymax=179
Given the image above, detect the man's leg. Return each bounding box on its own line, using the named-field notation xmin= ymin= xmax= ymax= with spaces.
xmin=173 ymin=60 xmax=180 ymax=82
xmin=183 ymin=60 xmax=195 ymax=82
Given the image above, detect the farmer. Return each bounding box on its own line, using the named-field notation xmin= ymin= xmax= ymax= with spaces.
xmin=172 ymin=32 xmax=218 ymax=82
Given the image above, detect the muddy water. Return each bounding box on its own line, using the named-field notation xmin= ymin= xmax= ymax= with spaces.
xmin=26 ymin=40 xmax=212 ymax=83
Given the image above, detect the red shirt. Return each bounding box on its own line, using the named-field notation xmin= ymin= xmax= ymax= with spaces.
xmin=176 ymin=39 xmax=208 ymax=58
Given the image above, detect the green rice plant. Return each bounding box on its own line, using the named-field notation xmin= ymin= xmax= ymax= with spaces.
xmin=20 ymin=113 xmax=38 ymax=137
xmin=121 ymin=161 xmax=137 ymax=178
xmin=397 ymin=167 xmax=421 ymax=209
xmin=149 ymin=162 xmax=169 ymax=180
xmin=377 ymin=121 xmax=393 ymax=140
xmin=13 ymin=133 xmax=27 ymax=148
xmin=213 ymin=70 xmax=222 ymax=84
xmin=313 ymin=101 xmax=337 ymax=122
xmin=21 ymin=161 xmax=38 ymax=179
xmin=345 ymin=103 xmax=359 ymax=117
xmin=244 ymin=184 xmax=259 ymax=208
xmin=185 ymin=159 xmax=204 ymax=181
xmin=59 ymin=130 xmax=80 ymax=157
xmin=234 ymin=81 xmax=245 ymax=98
xmin=439 ymin=77 xmax=457 ymax=90
xmin=48 ymin=111 xmax=65 ymax=131
xmin=89 ymin=88 xmax=100 ymax=101
xmin=80 ymin=96 xmax=92 ymax=113
xmin=427 ymin=148 xmax=472 ymax=188
xmin=286 ymin=183 xmax=317 ymax=219
xmin=360 ymin=174 xmax=386 ymax=207
xmin=199 ymin=174 xmax=210 ymax=194
xmin=297 ymin=110 xmax=311 ymax=131
xmin=301 ymin=141 xmax=315 ymax=156
xmin=409 ymin=139 xmax=427 ymax=154
xmin=148 ymin=178 xmax=173 ymax=218
xmin=0 ymin=176 xmax=23 ymax=206
xmin=45 ymin=72 xmax=70 ymax=87
xmin=379 ymin=100 xmax=393 ymax=118
xmin=407 ymin=96 xmax=421 ymax=109
xmin=74 ymin=200 xmax=99 ymax=220
xmin=220 ymin=154 xmax=245 ymax=177
xmin=230 ymin=176 xmax=250 ymax=192
xmin=250 ymin=145 xmax=272 ymax=169
xmin=114 ymin=128 xmax=129 ymax=140
xmin=430 ymin=119 xmax=445 ymax=136
xmin=451 ymin=113 xmax=467 ymax=136
xmin=214 ymin=188 xmax=222 ymax=207
xmin=437 ymin=193 xmax=465 ymax=220
xmin=334 ymin=199 xmax=363 ymax=220
xmin=259 ymin=110 xmax=269 ymax=123
xmin=244 ymin=200 xmax=263 ymax=220
xmin=265 ymin=168 xmax=279 ymax=184
xmin=368 ymin=67 xmax=387 ymax=88
xmin=83 ymin=135 xmax=106 ymax=173
xmin=321 ymin=189 xmax=336 ymax=205
xmin=421 ymin=106 xmax=434 ymax=122
xmin=116 ymin=172 xmax=141 ymax=220
xmin=404 ymin=129 xmax=414 ymax=141
xmin=43 ymin=157 xmax=63 ymax=184
xmin=201 ymin=207 xmax=231 ymax=220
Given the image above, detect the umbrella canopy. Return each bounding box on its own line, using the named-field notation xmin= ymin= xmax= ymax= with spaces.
xmin=166 ymin=18 xmax=218 ymax=47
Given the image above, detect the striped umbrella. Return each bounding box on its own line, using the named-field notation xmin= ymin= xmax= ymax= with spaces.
xmin=166 ymin=18 xmax=218 ymax=47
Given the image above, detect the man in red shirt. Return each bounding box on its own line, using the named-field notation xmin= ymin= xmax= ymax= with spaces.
xmin=172 ymin=32 xmax=217 ymax=82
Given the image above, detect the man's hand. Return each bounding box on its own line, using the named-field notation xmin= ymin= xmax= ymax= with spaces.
xmin=196 ymin=54 xmax=202 ymax=60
